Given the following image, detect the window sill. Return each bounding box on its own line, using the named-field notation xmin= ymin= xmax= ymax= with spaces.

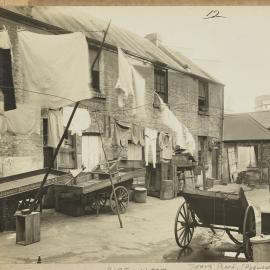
xmin=198 ymin=110 xmax=209 ymax=116
xmin=91 ymin=91 xmax=106 ymax=99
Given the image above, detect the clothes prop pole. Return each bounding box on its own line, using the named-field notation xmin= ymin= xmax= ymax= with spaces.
xmin=94 ymin=111 xmax=123 ymax=228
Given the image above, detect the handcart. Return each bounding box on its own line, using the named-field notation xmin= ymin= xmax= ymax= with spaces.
xmin=174 ymin=187 xmax=256 ymax=261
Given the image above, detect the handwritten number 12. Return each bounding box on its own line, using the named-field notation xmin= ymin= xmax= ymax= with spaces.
xmin=204 ymin=10 xmax=226 ymax=19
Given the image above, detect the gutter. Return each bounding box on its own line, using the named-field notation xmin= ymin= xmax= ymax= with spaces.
xmin=0 ymin=7 xmax=224 ymax=86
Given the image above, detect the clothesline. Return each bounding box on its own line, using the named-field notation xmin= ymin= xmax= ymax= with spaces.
xmin=0 ymin=85 xmax=225 ymax=112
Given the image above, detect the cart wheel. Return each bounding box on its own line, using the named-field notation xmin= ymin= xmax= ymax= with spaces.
xmin=110 ymin=186 xmax=129 ymax=214
xmin=90 ymin=193 xmax=107 ymax=211
xmin=174 ymin=201 xmax=195 ymax=249
xmin=243 ymin=206 xmax=256 ymax=261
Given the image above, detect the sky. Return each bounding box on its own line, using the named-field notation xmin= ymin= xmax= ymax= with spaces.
xmin=80 ymin=6 xmax=270 ymax=114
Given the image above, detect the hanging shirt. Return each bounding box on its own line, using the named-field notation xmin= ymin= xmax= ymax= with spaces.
xmin=144 ymin=127 xmax=158 ymax=168
xmin=115 ymin=47 xmax=134 ymax=108
xmin=158 ymin=132 xmax=173 ymax=161
xmin=113 ymin=120 xmax=131 ymax=148
xmin=18 ymin=31 xmax=92 ymax=108
xmin=0 ymin=28 xmax=16 ymax=111
xmin=47 ymin=108 xmax=64 ymax=148
xmin=63 ymin=106 xmax=91 ymax=136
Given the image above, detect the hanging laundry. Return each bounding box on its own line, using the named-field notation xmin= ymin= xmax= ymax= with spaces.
xmin=113 ymin=120 xmax=131 ymax=148
xmin=2 ymin=103 xmax=40 ymax=135
xmin=115 ymin=47 xmax=134 ymax=108
xmin=18 ymin=31 xmax=92 ymax=108
xmin=115 ymin=47 xmax=146 ymax=114
xmin=156 ymin=94 xmax=195 ymax=156
xmin=131 ymin=123 xmax=145 ymax=146
xmin=47 ymin=108 xmax=64 ymax=148
xmin=144 ymin=127 xmax=158 ymax=168
xmin=63 ymin=106 xmax=91 ymax=136
xmin=0 ymin=27 xmax=16 ymax=111
xmin=132 ymin=66 xmax=146 ymax=116
xmin=158 ymin=132 xmax=173 ymax=161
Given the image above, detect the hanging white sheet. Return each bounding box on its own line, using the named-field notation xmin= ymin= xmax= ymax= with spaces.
xmin=18 ymin=31 xmax=92 ymax=108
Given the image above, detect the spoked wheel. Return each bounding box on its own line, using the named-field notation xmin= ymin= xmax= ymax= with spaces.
xmin=90 ymin=193 xmax=107 ymax=212
xmin=110 ymin=186 xmax=129 ymax=214
xmin=174 ymin=201 xmax=195 ymax=249
xmin=243 ymin=206 xmax=256 ymax=261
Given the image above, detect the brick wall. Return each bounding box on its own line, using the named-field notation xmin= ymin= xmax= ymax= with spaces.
xmin=0 ymin=14 xmax=224 ymax=178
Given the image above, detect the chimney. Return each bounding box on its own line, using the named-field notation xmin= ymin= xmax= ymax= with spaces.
xmin=145 ymin=33 xmax=162 ymax=47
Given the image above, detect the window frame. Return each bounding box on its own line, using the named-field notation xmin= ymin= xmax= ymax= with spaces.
xmin=154 ymin=66 xmax=168 ymax=104
xmin=198 ymin=80 xmax=209 ymax=114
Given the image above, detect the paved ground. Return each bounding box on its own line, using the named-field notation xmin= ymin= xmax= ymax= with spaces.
xmin=0 ymin=184 xmax=269 ymax=264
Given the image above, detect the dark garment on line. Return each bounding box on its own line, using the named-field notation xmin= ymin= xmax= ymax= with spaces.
xmin=0 ymin=49 xmax=16 ymax=111
xmin=113 ymin=120 xmax=131 ymax=148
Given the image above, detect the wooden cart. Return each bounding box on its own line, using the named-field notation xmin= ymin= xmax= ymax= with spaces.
xmin=0 ymin=169 xmax=69 ymax=231
xmin=174 ymin=187 xmax=256 ymax=261
xmin=54 ymin=167 xmax=146 ymax=216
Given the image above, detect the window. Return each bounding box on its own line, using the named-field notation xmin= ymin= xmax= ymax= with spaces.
xmin=154 ymin=67 xmax=168 ymax=103
xmin=198 ymin=80 xmax=209 ymax=113
xmin=89 ymin=48 xmax=100 ymax=92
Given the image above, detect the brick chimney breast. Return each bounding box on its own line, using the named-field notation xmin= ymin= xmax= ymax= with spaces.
xmin=145 ymin=33 xmax=162 ymax=47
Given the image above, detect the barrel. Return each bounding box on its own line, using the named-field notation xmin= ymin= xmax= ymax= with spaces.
xmin=250 ymin=235 xmax=270 ymax=262
xmin=160 ymin=180 xmax=174 ymax=200
xmin=134 ymin=187 xmax=147 ymax=203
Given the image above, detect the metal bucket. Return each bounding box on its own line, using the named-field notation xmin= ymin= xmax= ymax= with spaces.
xmin=134 ymin=187 xmax=147 ymax=203
xmin=251 ymin=235 xmax=270 ymax=262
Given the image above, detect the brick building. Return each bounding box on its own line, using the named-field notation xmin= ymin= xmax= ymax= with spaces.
xmin=0 ymin=7 xmax=224 ymax=186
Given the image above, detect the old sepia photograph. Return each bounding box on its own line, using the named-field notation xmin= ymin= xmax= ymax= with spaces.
xmin=0 ymin=4 xmax=270 ymax=267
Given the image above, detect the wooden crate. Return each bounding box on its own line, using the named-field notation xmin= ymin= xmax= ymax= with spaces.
xmin=15 ymin=212 xmax=40 ymax=245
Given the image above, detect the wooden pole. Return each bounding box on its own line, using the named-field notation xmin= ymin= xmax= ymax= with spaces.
xmin=260 ymin=142 xmax=264 ymax=184
xmin=226 ymin=147 xmax=231 ymax=183
xmin=94 ymin=112 xmax=123 ymax=228
xmin=202 ymin=138 xmax=207 ymax=190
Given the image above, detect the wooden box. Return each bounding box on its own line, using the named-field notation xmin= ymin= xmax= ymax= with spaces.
xmin=15 ymin=211 xmax=40 ymax=245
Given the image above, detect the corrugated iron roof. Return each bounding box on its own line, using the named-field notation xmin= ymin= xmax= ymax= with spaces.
xmin=223 ymin=113 xmax=270 ymax=141
xmin=159 ymin=44 xmax=222 ymax=83
xmin=248 ymin=111 xmax=270 ymax=129
xmin=7 ymin=6 xmax=221 ymax=84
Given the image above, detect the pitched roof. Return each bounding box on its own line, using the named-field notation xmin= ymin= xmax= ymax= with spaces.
xmin=223 ymin=113 xmax=270 ymax=142
xmin=158 ymin=44 xmax=222 ymax=84
xmin=248 ymin=111 xmax=270 ymax=129
xmin=6 ymin=6 xmax=221 ymax=84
